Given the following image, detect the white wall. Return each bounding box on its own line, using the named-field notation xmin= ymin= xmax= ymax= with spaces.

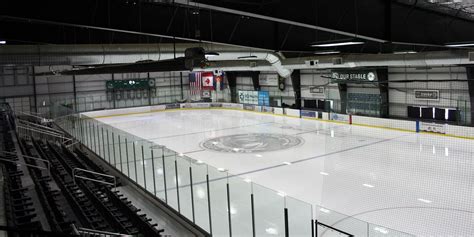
xmin=388 ymin=67 xmax=471 ymax=124
xmin=1 ymin=65 xmax=471 ymax=125
xmin=236 ymin=70 xmax=341 ymax=108
xmin=236 ymin=72 xmax=296 ymax=106
xmin=300 ymin=69 xmax=341 ymax=112
xmin=0 ymin=65 xmax=207 ymax=115
xmin=0 ymin=66 xmax=34 ymax=112
xmin=34 ymin=68 xmax=190 ymax=114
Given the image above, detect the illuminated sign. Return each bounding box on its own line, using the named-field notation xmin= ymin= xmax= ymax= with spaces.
xmin=330 ymin=70 xmax=377 ymax=82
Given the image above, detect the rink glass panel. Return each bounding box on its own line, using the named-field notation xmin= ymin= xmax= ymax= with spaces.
xmin=54 ymin=104 xmax=417 ymax=237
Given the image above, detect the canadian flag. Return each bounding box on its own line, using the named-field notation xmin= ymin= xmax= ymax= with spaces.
xmin=201 ymin=72 xmax=214 ymax=90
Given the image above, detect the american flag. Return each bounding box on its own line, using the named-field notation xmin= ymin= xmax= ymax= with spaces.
xmin=189 ymin=72 xmax=202 ymax=95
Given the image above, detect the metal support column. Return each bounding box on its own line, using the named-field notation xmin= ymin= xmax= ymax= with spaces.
xmin=73 ymin=74 xmax=77 ymax=112
xmin=290 ymin=70 xmax=301 ymax=109
xmin=32 ymin=66 xmax=38 ymax=113
xmin=466 ymin=66 xmax=474 ymax=125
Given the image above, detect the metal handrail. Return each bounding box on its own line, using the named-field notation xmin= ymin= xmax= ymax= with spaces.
xmin=15 ymin=111 xmax=49 ymax=120
xmin=65 ymin=140 xmax=80 ymax=148
xmin=17 ymin=119 xmax=65 ymax=134
xmin=72 ymin=168 xmax=117 ymax=189
xmin=0 ymin=157 xmax=49 ymax=171
xmin=0 ymin=150 xmax=50 ymax=171
xmin=76 ymin=227 xmax=132 ymax=237
xmin=17 ymin=125 xmax=64 ymax=137
xmin=16 ymin=125 xmax=74 ymax=147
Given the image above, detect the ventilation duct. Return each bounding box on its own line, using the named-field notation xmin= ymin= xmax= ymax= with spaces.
xmin=0 ymin=44 xmax=472 ymax=76
xmin=0 ymin=43 xmax=292 ymax=78
xmin=283 ymin=50 xmax=473 ymax=69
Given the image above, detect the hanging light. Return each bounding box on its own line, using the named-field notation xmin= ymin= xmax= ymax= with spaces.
xmin=310 ymin=39 xmax=364 ymax=47
xmin=205 ymin=51 xmax=220 ymax=57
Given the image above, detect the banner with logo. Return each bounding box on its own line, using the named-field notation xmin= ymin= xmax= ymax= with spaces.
xmin=258 ymin=91 xmax=270 ymax=106
xmin=239 ymin=91 xmax=259 ymax=105
xmin=239 ymin=90 xmax=271 ymax=106
xmin=414 ymin=90 xmax=439 ymax=101
xmin=331 ymin=113 xmax=350 ymax=122
xmin=166 ymin=103 xmax=180 ymax=110
xmin=301 ymin=110 xmax=317 ymax=118
xmin=330 ymin=70 xmax=378 ymax=82
xmin=259 ymin=74 xmax=279 ymax=86
xmin=222 ymin=103 xmax=244 ymax=109
xmin=243 ymin=104 xmax=256 ymax=111
xmin=420 ymin=122 xmax=446 ymax=134
xmin=202 ymin=72 xmax=214 ymax=90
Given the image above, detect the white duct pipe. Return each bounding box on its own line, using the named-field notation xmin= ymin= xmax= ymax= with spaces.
xmin=0 ymin=43 xmax=293 ymax=78
xmin=202 ymin=52 xmax=292 ymax=78
xmin=1 ymin=44 xmax=472 ymax=77
xmin=283 ymin=50 xmax=473 ymax=69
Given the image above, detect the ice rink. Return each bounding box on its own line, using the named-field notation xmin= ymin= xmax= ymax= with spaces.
xmin=96 ymin=109 xmax=474 ymax=236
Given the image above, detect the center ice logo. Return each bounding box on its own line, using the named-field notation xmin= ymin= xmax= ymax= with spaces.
xmin=200 ymin=133 xmax=304 ymax=153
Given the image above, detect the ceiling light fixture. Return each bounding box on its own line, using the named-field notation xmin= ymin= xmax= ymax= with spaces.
xmin=314 ymin=50 xmax=341 ymax=55
xmin=446 ymin=42 xmax=474 ymax=47
xmin=311 ymin=39 xmax=364 ymax=47
xmin=393 ymin=51 xmax=417 ymax=54
xmin=205 ymin=51 xmax=220 ymax=57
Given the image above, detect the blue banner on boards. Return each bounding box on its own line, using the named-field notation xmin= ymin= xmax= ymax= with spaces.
xmin=258 ymin=91 xmax=270 ymax=106
xmin=301 ymin=110 xmax=317 ymax=118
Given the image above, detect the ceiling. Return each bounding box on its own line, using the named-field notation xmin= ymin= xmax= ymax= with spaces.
xmin=426 ymin=0 xmax=474 ymax=14
xmin=1 ymin=0 xmax=473 ymax=57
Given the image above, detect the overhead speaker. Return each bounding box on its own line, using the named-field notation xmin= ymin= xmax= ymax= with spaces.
xmin=214 ymin=70 xmax=223 ymax=76
xmin=278 ymin=76 xmax=286 ymax=91
xmin=184 ymin=47 xmax=206 ymax=70
xmin=332 ymin=57 xmax=343 ymax=65
xmin=305 ymin=60 xmax=319 ymax=67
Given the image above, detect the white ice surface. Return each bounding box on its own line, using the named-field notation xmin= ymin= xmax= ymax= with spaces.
xmin=96 ymin=109 xmax=474 ymax=236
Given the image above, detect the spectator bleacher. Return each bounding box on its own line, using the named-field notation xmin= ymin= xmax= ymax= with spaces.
xmin=0 ymin=103 xmax=164 ymax=236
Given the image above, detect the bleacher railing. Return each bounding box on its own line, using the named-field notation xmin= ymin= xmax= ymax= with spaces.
xmin=51 ymin=102 xmax=416 ymax=237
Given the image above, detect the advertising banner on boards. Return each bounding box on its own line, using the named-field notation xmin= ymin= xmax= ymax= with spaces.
xmin=239 ymin=91 xmax=259 ymax=105
xmin=239 ymin=90 xmax=270 ymax=106
xmin=301 ymin=110 xmax=317 ymax=118
xmin=243 ymin=104 xmax=256 ymax=111
xmin=420 ymin=122 xmax=446 ymax=134
xmin=166 ymin=103 xmax=180 ymax=110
